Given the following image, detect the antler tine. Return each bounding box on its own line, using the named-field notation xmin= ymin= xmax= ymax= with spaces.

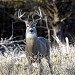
xmin=32 ymin=6 xmax=43 ymax=23
xmin=18 ymin=9 xmax=26 ymax=22
xmin=38 ymin=6 xmax=43 ymax=19
xmin=35 ymin=7 xmax=43 ymax=19
xmin=32 ymin=15 xmax=34 ymax=22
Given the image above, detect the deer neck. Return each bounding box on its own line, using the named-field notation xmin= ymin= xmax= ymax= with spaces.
xmin=26 ymin=32 xmax=38 ymax=56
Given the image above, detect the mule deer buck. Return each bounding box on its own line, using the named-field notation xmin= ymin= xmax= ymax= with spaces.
xmin=18 ymin=8 xmax=53 ymax=74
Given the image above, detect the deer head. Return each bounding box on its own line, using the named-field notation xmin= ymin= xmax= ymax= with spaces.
xmin=17 ymin=7 xmax=43 ymax=39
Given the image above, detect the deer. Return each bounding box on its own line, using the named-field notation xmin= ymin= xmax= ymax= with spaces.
xmin=17 ymin=8 xmax=53 ymax=74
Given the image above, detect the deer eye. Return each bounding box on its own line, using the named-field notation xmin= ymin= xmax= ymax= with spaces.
xmin=26 ymin=25 xmax=29 ymax=28
xmin=32 ymin=25 xmax=35 ymax=28
xmin=33 ymin=25 xmax=35 ymax=27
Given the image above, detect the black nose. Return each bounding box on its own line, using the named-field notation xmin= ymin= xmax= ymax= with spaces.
xmin=30 ymin=29 xmax=33 ymax=32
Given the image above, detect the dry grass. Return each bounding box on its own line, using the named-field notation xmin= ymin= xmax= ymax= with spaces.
xmin=0 ymin=53 xmax=52 ymax=75
xmin=51 ymin=45 xmax=75 ymax=75
xmin=0 ymin=38 xmax=75 ymax=75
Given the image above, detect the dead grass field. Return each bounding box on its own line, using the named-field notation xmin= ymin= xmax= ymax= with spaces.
xmin=0 ymin=42 xmax=75 ymax=75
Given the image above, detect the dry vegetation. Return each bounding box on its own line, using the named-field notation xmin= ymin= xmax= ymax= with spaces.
xmin=0 ymin=37 xmax=75 ymax=75
xmin=0 ymin=0 xmax=75 ymax=75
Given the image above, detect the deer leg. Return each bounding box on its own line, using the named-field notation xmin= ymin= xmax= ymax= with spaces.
xmin=46 ymin=56 xmax=53 ymax=75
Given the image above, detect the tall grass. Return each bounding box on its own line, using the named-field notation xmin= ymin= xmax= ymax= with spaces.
xmin=0 ymin=37 xmax=75 ymax=75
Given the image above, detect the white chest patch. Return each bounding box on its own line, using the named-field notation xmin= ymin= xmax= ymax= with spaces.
xmin=26 ymin=33 xmax=37 ymax=38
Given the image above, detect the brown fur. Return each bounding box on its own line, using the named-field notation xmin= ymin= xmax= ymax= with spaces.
xmin=25 ymin=21 xmax=53 ymax=74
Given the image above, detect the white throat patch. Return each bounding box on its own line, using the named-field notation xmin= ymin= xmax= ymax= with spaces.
xmin=26 ymin=32 xmax=37 ymax=38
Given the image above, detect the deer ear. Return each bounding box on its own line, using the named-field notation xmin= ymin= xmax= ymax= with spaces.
xmin=24 ymin=21 xmax=29 ymax=27
xmin=32 ymin=22 xmax=37 ymax=27
xmin=33 ymin=21 xmax=37 ymax=26
xmin=24 ymin=20 xmax=29 ymax=25
xmin=35 ymin=22 xmax=37 ymax=26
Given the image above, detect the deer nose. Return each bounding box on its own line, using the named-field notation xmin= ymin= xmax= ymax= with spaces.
xmin=29 ymin=28 xmax=33 ymax=32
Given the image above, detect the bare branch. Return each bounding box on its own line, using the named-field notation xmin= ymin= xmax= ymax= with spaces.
xmin=60 ymin=13 xmax=71 ymax=22
xmin=60 ymin=8 xmax=72 ymax=22
xmin=60 ymin=2 xmax=73 ymax=22
xmin=8 ymin=35 xmax=13 ymax=41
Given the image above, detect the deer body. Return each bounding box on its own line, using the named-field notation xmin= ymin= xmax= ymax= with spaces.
xmin=25 ymin=21 xmax=50 ymax=62
xmin=26 ymin=37 xmax=49 ymax=58
xmin=17 ymin=9 xmax=53 ymax=74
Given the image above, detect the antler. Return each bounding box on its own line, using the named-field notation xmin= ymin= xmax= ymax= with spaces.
xmin=33 ymin=6 xmax=43 ymax=23
xmin=18 ymin=9 xmax=26 ymax=22
xmin=38 ymin=6 xmax=43 ymax=19
xmin=17 ymin=7 xmax=43 ymax=23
